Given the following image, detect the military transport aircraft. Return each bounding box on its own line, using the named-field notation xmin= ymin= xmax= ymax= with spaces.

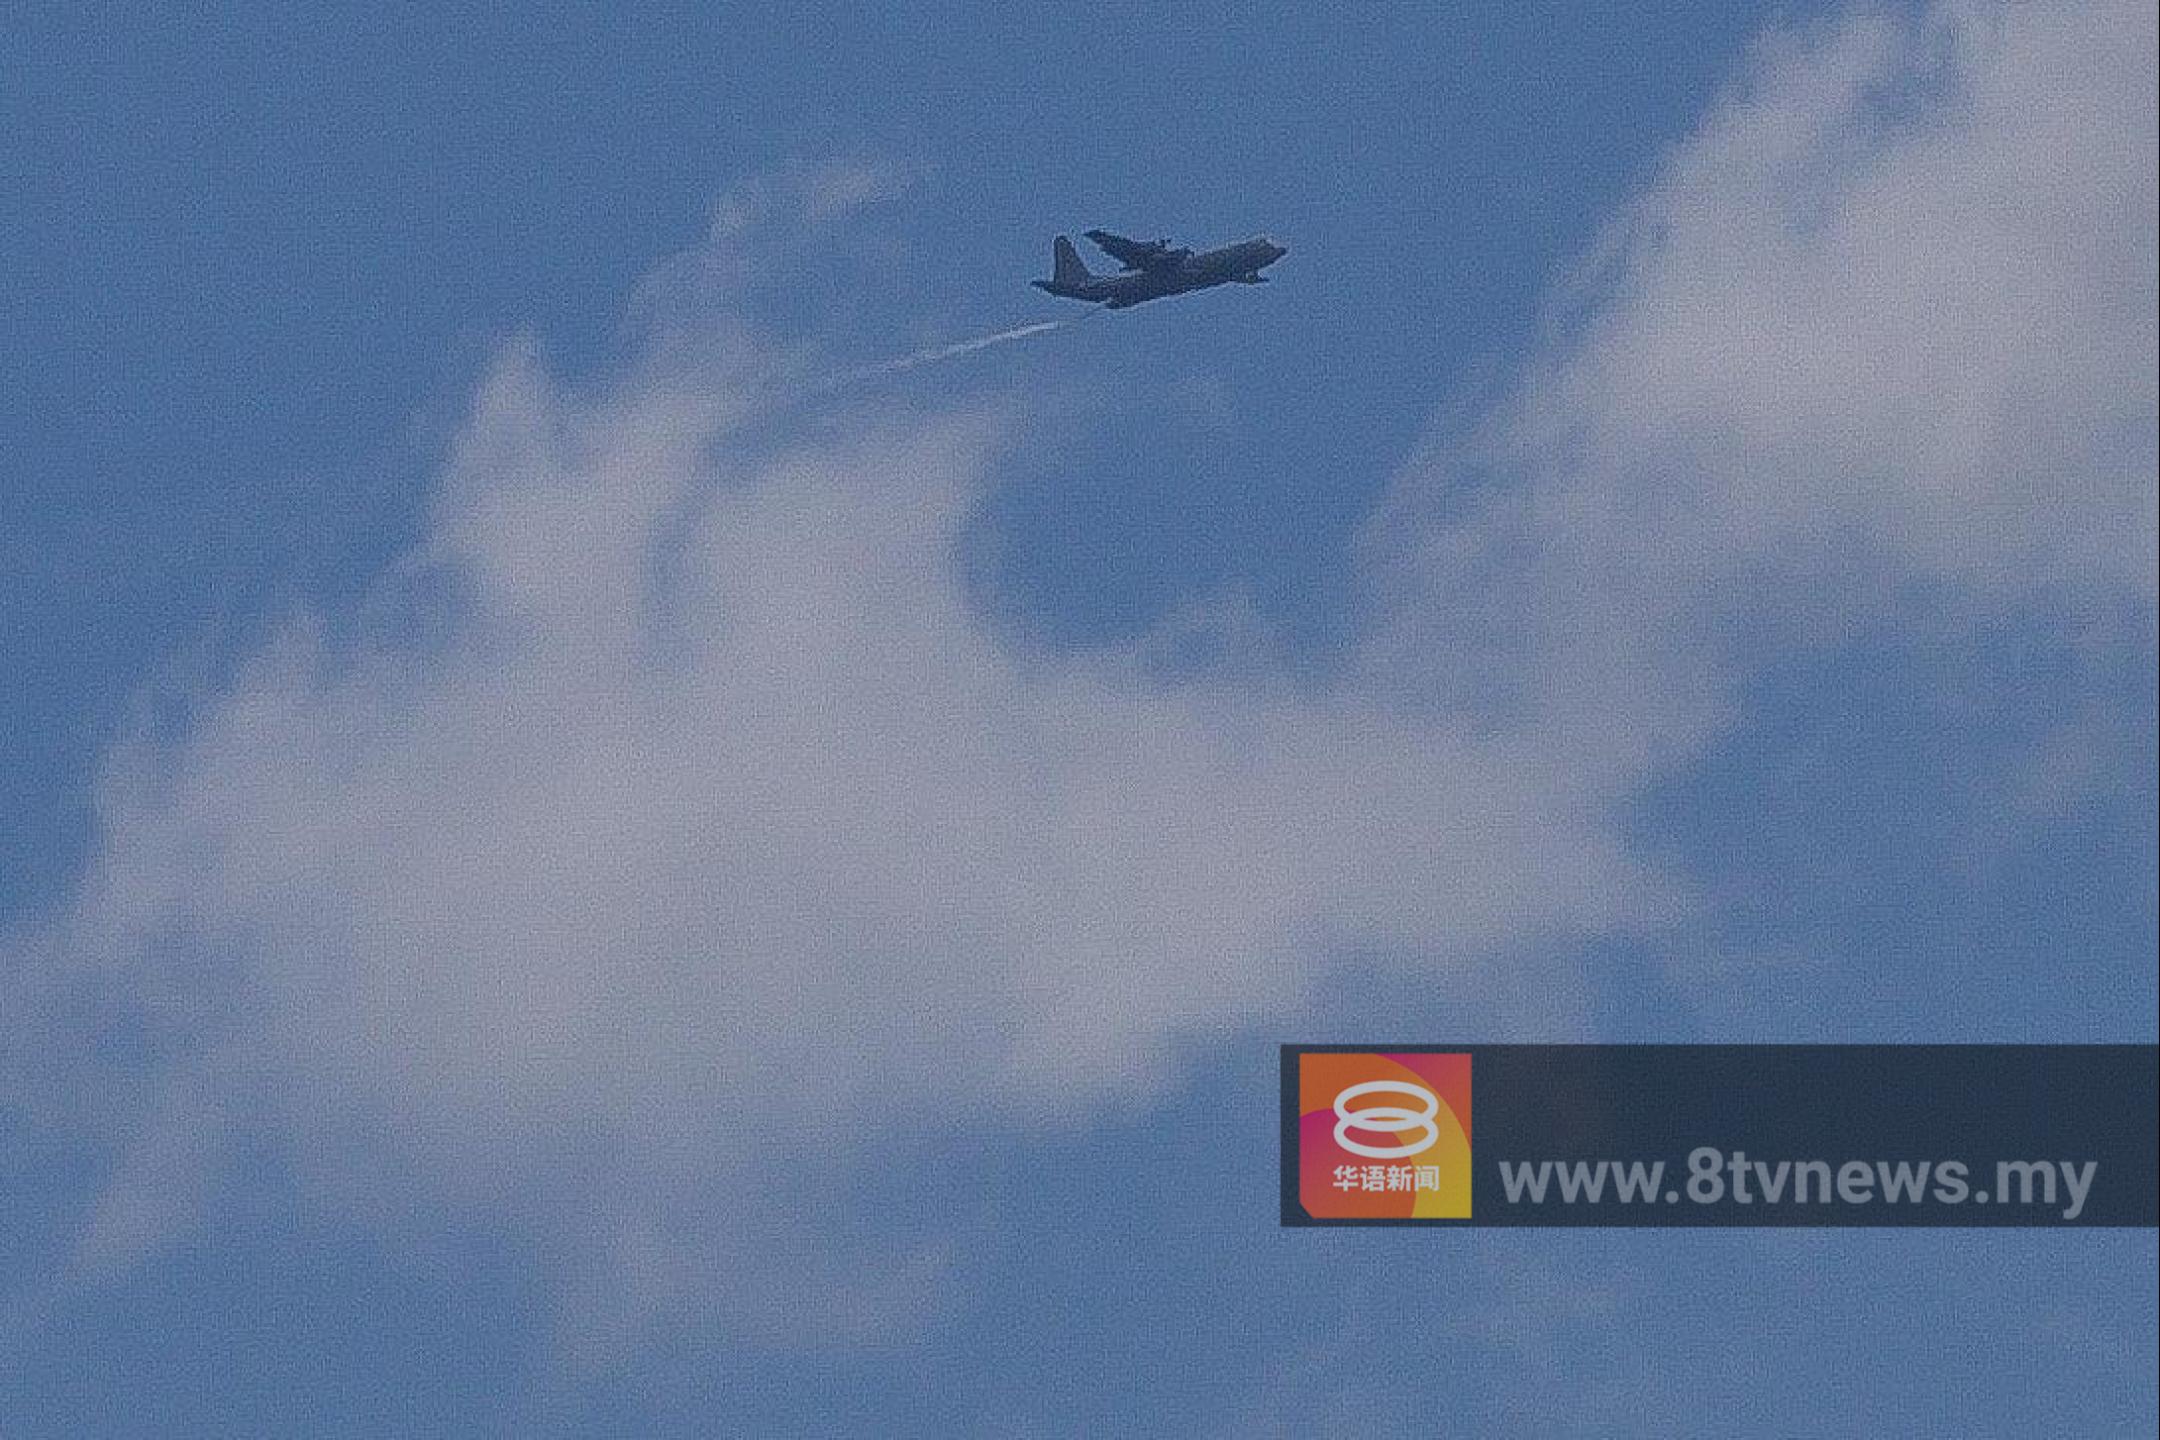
xmin=1031 ymin=228 xmax=1287 ymax=309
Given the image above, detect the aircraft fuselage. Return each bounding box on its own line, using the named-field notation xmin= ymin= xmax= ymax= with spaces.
xmin=1033 ymin=236 xmax=1287 ymax=309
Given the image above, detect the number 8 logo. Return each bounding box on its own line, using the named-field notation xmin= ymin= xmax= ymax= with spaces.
xmin=1332 ymin=1079 xmax=1442 ymax=1159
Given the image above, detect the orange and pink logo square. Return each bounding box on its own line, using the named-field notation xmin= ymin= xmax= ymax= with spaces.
xmin=1297 ymin=1052 xmax=1472 ymax=1219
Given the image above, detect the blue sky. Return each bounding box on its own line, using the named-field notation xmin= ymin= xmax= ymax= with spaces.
xmin=4 ymin=3 xmax=2155 ymax=1435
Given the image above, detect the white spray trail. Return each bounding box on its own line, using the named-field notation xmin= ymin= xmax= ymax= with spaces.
xmin=863 ymin=319 xmax=1068 ymax=374
xmin=811 ymin=314 xmax=1095 ymax=394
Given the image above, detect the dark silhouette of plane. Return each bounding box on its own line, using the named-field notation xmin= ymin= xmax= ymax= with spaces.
xmin=1032 ymin=229 xmax=1287 ymax=309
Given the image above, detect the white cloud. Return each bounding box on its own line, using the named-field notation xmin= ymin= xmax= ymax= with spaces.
xmin=1368 ymin=0 xmax=2153 ymax=792
xmin=36 ymin=207 xmax=1661 ymax=1338
xmin=13 ymin=0 xmax=2154 ymax=1346
xmin=1576 ymin=1 xmax=2154 ymax=599
xmin=65 ymin=338 xmax=1655 ymax=1155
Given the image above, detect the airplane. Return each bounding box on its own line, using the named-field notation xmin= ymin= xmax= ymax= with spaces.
xmin=1031 ymin=228 xmax=1287 ymax=309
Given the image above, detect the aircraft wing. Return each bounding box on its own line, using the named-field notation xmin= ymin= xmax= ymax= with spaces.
xmin=1084 ymin=229 xmax=1192 ymax=271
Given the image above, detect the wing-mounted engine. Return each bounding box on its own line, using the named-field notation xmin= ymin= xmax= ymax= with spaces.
xmin=1084 ymin=229 xmax=1192 ymax=272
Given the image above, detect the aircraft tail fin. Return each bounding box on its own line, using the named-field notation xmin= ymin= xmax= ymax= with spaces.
xmin=1051 ymin=235 xmax=1094 ymax=287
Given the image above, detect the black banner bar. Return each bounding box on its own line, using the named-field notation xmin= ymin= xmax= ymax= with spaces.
xmin=1281 ymin=1045 xmax=2158 ymax=1227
